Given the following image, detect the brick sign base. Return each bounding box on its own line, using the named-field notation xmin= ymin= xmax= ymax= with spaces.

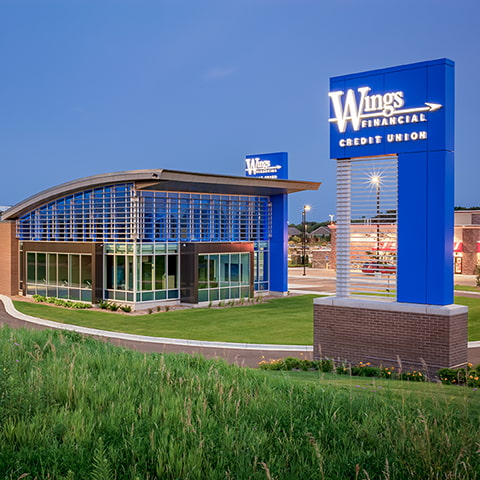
xmin=314 ymin=297 xmax=468 ymax=373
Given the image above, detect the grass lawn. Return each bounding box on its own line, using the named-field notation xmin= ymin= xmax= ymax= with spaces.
xmin=455 ymin=284 xmax=480 ymax=292
xmin=12 ymin=294 xmax=480 ymax=343
xmin=456 ymin=295 xmax=480 ymax=341
xmin=13 ymin=295 xmax=319 ymax=345
xmin=2 ymin=326 xmax=479 ymax=479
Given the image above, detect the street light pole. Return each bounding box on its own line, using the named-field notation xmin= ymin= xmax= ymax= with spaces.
xmin=368 ymin=174 xmax=382 ymax=264
xmin=376 ymin=185 xmax=380 ymax=258
xmin=302 ymin=205 xmax=311 ymax=276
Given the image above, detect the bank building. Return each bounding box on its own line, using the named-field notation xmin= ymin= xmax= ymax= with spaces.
xmin=0 ymin=169 xmax=319 ymax=309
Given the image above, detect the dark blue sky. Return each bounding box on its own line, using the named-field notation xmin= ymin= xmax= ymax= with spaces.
xmin=1 ymin=0 xmax=479 ymax=222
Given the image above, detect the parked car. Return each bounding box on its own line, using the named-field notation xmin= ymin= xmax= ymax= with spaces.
xmin=362 ymin=263 xmax=396 ymax=275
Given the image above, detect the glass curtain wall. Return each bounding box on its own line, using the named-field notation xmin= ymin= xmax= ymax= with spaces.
xmin=19 ymin=187 xmax=270 ymax=245
xmin=104 ymin=243 xmax=179 ymax=302
xmin=138 ymin=192 xmax=271 ymax=243
xmin=254 ymin=242 xmax=269 ymax=291
xmin=18 ymin=185 xmax=273 ymax=303
xmin=198 ymin=253 xmax=251 ymax=302
xmin=18 ymin=184 xmax=133 ymax=242
xmin=26 ymin=252 xmax=92 ymax=301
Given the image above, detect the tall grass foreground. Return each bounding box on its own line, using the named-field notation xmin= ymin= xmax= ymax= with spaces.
xmin=1 ymin=326 xmax=479 ymax=479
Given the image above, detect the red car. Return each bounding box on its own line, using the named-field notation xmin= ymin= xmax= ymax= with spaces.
xmin=362 ymin=263 xmax=396 ymax=275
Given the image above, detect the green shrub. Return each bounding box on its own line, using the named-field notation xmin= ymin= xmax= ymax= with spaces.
xmin=73 ymin=302 xmax=91 ymax=309
xmin=379 ymin=366 xmax=396 ymax=378
xmin=107 ymin=302 xmax=119 ymax=312
xmin=439 ymin=367 xmax=466 ymax=385
xmin=439 ymin=363 xmax=480 ymax=388
xmin=258 ymin=358 xmax=287 ymax=370
xmin=120 ymin=305 xmax=132 ymax=313
xmin=475 ymin=264 xmax=480 ymax=287
xmin=33 ymin=294 xmax=47 ymax=303
xmin=33 ymin=296 xmax=92 ymax=310
xmin=312 ymin=358 xmax=334 ymax=373
xmin=350 ymin=366 xmax=381 ymax=377
xmin=97 ymin=300 xmax=109 ymax=310
xmin=399 ymin=370 xmax=426 ymax=382
xmin=278 ymin=357 xmax=305 ymax=370
xmin=348 ymin=361 xmax=384 ymax=377
xmin=259 ymin=357 xmax=332 ymax=372
xmin=258 ymin=357 xmax=436 ymax=384
xmin=335 ymin=364 xmax=350 ymax=375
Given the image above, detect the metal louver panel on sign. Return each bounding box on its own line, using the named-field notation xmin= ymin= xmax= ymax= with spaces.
xmin=336 ymin=155 xmax=398 ymax=299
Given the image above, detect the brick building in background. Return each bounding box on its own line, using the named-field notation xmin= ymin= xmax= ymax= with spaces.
xmin=324 ymin=212 xmax=479 ymax=276
xmin=454 ymin=210 xmax=480 ymax=275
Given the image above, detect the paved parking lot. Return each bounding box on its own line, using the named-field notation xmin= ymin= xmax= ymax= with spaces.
xmin=288 ymin=267 xmax=478 ymax=294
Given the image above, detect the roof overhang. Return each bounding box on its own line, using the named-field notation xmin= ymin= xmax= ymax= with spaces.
xmin=2 ymin=169 xmax=321 ymax=220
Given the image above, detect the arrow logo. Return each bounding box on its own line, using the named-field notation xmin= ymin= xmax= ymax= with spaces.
xmin=329 ymin=87 xmax=443 ymax=133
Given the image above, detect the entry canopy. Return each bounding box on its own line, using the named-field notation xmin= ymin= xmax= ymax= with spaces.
xmin=2 ymin=169 xmax=321 ymax=220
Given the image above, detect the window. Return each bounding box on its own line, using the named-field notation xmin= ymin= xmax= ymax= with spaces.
xmin=198 ymin=253 xmax=251 ymax=302
xmin=25 ymin=252 xmax=93 ymax=301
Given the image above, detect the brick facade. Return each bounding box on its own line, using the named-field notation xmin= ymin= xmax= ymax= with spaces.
xmin=329 ymin=224 xmax=337 ymax=270
xmin=459 ymin=227 xmax=480 ymax=275
xmin=0 ymin=221 xmax=19 ymax=296
xmin=330 ymin=214 xmax=480 ymax=275
xmin=314 ymin=297 xmax=468 ymax=373
xmin=311 ymin=249 xmax=333 ymax=269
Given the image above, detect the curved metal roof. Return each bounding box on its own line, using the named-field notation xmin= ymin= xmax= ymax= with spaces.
xmin=2 ymin=169 xmax=320 ymax=220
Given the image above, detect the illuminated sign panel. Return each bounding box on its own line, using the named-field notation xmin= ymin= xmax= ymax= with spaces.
xmin=245 ymin=152 xmax=288 ymax=179
xmin=329 ymin=59 xmax=453 ymax=159
xmin=330 ymin=59 xmax=455 ymax=306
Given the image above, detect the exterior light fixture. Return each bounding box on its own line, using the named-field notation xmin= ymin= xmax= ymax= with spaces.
xmin=302 ymin=205 xmax=311 ymax=276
